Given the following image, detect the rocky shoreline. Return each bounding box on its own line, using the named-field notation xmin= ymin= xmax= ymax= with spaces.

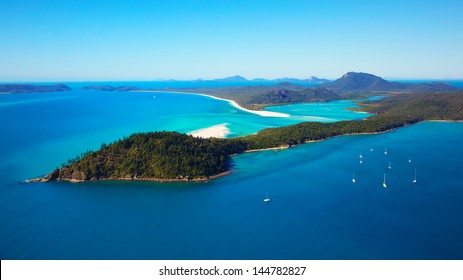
xmin=27 ymin=169 xmax=231 ymax=183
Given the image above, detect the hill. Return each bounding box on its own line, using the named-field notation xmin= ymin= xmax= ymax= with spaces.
xmin=244 ymin=87 xmax=341 ymax=106
xmin=0 ymin=83 xmax=72 ymax=94
xmin=211 ymin=75 xmax=248 ymax=82
xmin=321 ymin=72 xmax=458 ymax=93
xmin=306 ymin=76 xmax=331 ymax=83
xmin=253 ymin=76 xmax=330 ymax=83
xmin=195 ymin=75 xmax=330 ymax=84
xmin=40 ymin=132 xmax=247 ymax=182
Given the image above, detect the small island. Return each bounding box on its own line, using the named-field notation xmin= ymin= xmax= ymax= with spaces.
xmin=81 ymin=85 xmax=140 ymax=92
xmin=33 ymin=90 xmax=463 ymax=183
xmin=0 ymin=83 xmax=72 ymax=94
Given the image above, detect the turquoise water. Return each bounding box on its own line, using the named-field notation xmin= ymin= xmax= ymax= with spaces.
xmin=1 ymin=87 xmax=462 ymax=259
xmin=0 ymin=89 xmax=368 ymax=181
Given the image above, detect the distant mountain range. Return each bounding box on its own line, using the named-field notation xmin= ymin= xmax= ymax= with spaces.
xmin=209 ymin=75 xmax=330 ymax=84
xmin=209 ymin=75 xmax=249 ymax=83
xmin=3 ymin=72 xmax=460 ymax=95
xmin=320 ymin=72 xmax=458 ymax=93
xmin=0 ymin=83 xmax=71 ymax=94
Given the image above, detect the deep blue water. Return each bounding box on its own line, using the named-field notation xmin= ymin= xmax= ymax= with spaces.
xmin=1 ymin=86 xmax=463 ymax=259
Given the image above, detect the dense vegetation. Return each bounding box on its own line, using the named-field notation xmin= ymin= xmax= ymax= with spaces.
xmin=43 ymin=92 xmax=463 ymax=182
xmin=0 ymin=84 xmax=71 ymax=94
xmin=320 ymin=72 xmax=458 ymax=93
xmin=241 ymin=116 xmax=420 ymax=150
xmin=47 ymin=132 xmax=247 ymax=182
xmin=245 ymin=88 xmax=340 ymax=106
xmin=359 ymin=92 xmax=463 ymax=120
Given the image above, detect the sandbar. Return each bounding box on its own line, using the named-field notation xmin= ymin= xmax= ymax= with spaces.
xmin=188 ymin=123 xmax=230 ymax=138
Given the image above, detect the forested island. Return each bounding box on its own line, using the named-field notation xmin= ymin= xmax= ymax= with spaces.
xmin=34 ymin=92 xmax=463 ymax=183
xmin=0 ymin=83 xmax=71 ymax=94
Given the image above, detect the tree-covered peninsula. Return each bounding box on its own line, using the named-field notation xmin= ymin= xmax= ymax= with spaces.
xmin=37 ymin=92 xmax=463 ymax=183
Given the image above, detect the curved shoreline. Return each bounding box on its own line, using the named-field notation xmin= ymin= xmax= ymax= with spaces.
xmin=132 ymin=90 xmax=290 ymax=118
xmin=240 ymin=125 xmax=405 ymax=154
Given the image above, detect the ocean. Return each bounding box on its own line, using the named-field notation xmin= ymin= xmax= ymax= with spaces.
xmin=1 ymin=81 xmax=462 ymax=259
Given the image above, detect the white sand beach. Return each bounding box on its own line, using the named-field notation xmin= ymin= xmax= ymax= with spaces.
xmin=188 ymin=123 xmax=230 ymax=138
xmin=134 ymin=90 xmax=290 ymax=117
xmin=203 ymin=94 xmax=290 ymax=117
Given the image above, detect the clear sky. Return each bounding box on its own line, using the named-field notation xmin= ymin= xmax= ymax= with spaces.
xmin=1 ymin=0 xmax=462 ymax=81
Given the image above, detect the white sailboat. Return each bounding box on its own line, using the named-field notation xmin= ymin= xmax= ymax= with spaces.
xmin=408 ymin=157 xmax=412 ymax=163
xmin=412 ymin=168 xmax=417 ymax=184
xmin=384 ymin=148 xmax=388 ymax=155
xmin=352 ymin=171 xmax=356 ymax=183
xmin=264 ymin=192 xmax=271 ymax=202
xmin=383 ymin=173 xmax=388 ymax=188
xmin=388 ymin=162 xmax=392 ymax=170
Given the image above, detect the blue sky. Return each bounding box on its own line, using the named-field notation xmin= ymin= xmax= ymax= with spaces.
xmin=1 ymin=0 xmax=462 ymax=81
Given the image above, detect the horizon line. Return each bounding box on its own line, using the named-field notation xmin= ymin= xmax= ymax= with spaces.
xmin=2 ymin=77 xmax=463 ymax=83
xmin=2 ymin=72 xmax=463 ymax=84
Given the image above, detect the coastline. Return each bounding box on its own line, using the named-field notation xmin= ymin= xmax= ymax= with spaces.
xmin=427 ymin=119 xmax=463 ymax=123
xmin=243 ymin=145 xmax=289 ymax=153
xmin=240 ymin=123 xmax=417 ymax=154
xmin=132 ymin=90 xmax=290 ymax=118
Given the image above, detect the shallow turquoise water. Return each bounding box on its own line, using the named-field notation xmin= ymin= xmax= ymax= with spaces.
xmin=1 ymin=87 xmax=462 ymax=259
xmin=0 ymin=89 xmax=368 ymax=181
